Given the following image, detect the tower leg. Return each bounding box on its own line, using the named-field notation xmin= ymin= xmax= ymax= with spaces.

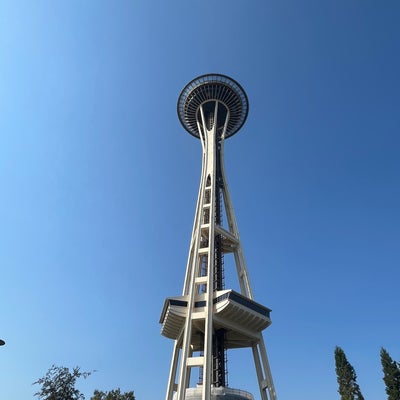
xmin=166 ymin=335 xmax=183 ymax=400
xmin=259 ymin=337 xmax=277 ymax=400
xmin=252 ymin=336 xmax=277 ymax=400
xmin=253 ymin=343 xmax=268 ymax=400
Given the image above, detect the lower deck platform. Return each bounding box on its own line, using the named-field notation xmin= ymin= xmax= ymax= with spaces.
xmin=160 ymin=289 xmax=271 ymax=349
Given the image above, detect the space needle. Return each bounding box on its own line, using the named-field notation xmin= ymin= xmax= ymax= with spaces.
xmin=160 ymin=74 xmax=277 ymax=400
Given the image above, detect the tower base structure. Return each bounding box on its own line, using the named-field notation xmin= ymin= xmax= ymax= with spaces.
xmin=176 ymin=387 xmax=254 ymax=400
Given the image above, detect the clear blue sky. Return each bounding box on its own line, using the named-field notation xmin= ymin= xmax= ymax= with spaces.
xmin=1 ymin=1 xmax=399 ymax=399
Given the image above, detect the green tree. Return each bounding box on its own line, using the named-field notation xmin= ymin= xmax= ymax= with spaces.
xmin=334 ymin=346 xmax=364 ymax=400
xmin=90 ymin=388 xmax=135 ymax=400
xmin=33 ymin=365 xmax=92 ymax=400
xmin=381 ymin=347 xmax=400 ymax=400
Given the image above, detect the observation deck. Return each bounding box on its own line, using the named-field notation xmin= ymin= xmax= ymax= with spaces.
xmin=177 ymin=74 xmax=249 ymax=139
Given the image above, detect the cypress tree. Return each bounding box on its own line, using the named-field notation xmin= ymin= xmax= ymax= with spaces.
xmin=381 ymin=347 xmax=400 ymax=400
xmin=334 ymin=346 xmax=364 ymax=400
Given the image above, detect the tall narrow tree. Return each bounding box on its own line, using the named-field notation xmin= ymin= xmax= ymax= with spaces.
xmin=381 ymin=347 xmax=400 ymax=400
xmin=334 ymin=346 xmax=364 ymax=400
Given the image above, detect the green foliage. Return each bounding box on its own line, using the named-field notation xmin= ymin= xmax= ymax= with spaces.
xmin=381 ymin=347 xmax=400 ymax=400
xmin=33 ymin=365 xmax=92 ymax=400
xmin=334 ymin=346 xmax=364 ymax=400
xmin=90 ymin=388 xmax=135 ymax=400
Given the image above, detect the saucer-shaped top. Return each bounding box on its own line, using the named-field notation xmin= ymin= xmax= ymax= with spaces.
xmin=177 ymin=74 xmax=249 ymax=139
